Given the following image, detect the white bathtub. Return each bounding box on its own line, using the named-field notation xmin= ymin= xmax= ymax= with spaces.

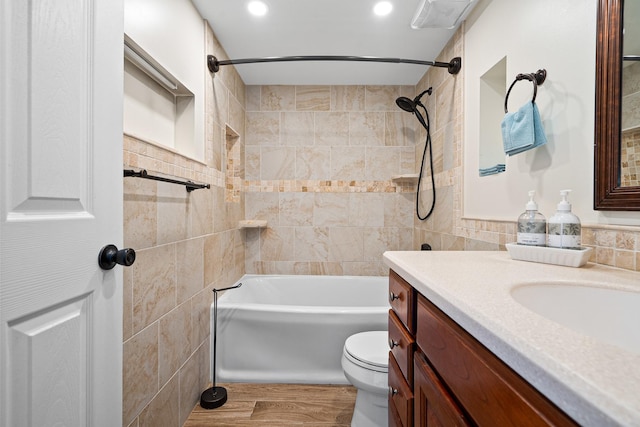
xmin=212 ymin=274 xmax=389 ymax=384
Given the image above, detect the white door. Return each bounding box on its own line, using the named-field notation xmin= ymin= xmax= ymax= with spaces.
xmin=0 ymin=0 xmax=124 ymax=426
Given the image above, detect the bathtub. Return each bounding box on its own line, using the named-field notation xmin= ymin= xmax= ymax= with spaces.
xmin=212 ymin=274 xmax=389 ymax=384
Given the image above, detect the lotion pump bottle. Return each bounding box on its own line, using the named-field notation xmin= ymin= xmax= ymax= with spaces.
xmin=547 ymin=190 xmax=581 ymax=249
xmin=517 ymin=190 xmax=546 ymax=246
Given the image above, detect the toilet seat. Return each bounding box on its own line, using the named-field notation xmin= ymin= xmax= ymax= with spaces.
xmin=344 ymin=331 xmax=388 ymax=373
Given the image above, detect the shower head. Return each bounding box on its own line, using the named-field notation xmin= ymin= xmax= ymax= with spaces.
xmin=395 ymin=87 xmax=433 ymax=113
xmin=395 ymin=96 xmax=416 ymax=113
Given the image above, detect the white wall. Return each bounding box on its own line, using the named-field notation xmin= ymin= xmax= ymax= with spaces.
xmin=464 ymin=0 xmax=639 ymax=226
xmin=124 ymin=0 xmax=205 ymax=161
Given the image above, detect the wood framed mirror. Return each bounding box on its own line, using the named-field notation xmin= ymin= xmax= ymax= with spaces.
xmin=594 ymin=0 xmax=640 ymax=210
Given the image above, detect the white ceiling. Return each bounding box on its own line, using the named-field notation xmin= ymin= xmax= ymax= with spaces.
xmin=191 ymin=0 xmax=469 ymax=86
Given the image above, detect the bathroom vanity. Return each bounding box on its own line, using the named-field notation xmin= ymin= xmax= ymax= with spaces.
xmin=384 ymin=251 xmax=640 ymax=426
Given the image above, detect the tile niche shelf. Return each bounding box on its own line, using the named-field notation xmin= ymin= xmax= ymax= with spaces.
xmin=238 ymin=220 xmax=268 ymax=229
xmin=391 ymin=173 xmax=419 ymax=184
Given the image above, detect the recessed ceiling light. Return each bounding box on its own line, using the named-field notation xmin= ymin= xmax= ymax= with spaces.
xmin=248 ymin=1 xmax=268 ymax=16
xmin=373 ymin=1 xmax=393 ymax=16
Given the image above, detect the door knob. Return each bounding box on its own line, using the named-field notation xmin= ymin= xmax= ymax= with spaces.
xmin=98 ymin=244 xmax=136 ymax=270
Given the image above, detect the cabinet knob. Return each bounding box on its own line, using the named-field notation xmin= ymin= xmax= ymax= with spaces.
xmin=389 ymin=338 xmax=399 ymax=349
xmin=389 ymin=291 xmax=399 ymax=302
xmin=389 ymin=386 xmax=398 ymax=396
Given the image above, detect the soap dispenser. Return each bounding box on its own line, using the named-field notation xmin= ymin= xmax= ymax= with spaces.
xmin=517 ymin=190 xmax=546 ymax=246
xmin=548 ymin=190 xmax=581 ymax=249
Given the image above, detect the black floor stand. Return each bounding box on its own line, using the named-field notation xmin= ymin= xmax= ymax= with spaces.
xmin=200 ymin=282 xmax=242 ymax=409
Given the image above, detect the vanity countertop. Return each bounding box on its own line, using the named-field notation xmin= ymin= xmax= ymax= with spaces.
xmin=383 ymin=250 xmax=640 ymax=427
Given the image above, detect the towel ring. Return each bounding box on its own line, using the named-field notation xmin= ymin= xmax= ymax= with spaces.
xmin=504 ymin=69 xmax=547 ymax=113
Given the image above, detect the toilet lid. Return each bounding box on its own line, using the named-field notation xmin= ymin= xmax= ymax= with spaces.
xmin=344 ymin=331 xmax=388 ymax=370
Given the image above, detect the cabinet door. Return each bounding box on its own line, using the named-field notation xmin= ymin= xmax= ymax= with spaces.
xmin=389 ymin=352 xmax=413 ymax=427
xmin=414 ymin=351 xmax=470 ymax=427
xmin=389 ymin=309 xmax=415 ymax=385
xmin=389 ymin=270 xmax=415 ymax=333
xmin=416 ymin=294 xmax=579 ymax=427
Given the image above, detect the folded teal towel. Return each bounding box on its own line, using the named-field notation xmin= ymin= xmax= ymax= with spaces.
xmin=501 ymin=102 xmax=547 ymax=156
xmin=479 ymin=164 xmax=506 ymax=177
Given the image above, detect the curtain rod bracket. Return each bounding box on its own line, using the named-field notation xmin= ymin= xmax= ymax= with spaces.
xmin=207 ymin=55 xmax=462 ymax=75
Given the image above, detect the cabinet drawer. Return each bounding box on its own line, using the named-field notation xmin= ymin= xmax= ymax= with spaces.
xmin=389 ymin=270 xmax=415 ymax=333
xmin=389 ymin=309 xmax=414 ymax=386
xmin=416 ymin=294 xmax=578 ymax=427
xmin=414 ymin=350 xmax=470 ymax=427
xmin=389 ymin=351 xmax=413 ymax=427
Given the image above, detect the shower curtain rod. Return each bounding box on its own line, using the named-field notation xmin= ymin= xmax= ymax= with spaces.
xmin=207 ymin=55 xmax=462 ymax=75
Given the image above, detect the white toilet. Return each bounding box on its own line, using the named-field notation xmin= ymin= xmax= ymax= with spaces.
xmin=341 ymin=331 xmax=389 ymax=427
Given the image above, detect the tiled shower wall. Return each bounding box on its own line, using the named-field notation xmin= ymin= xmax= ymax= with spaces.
xmin=243 ymin=85 xmax=420 ymax=275
xmin=121 ymin=24 xmax=246 ymax=427
xmin=243 ymin=27 xmax=640 ymax=273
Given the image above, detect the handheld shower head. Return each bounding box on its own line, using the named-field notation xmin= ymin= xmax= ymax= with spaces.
xmin=395 ymin=97 xmax=416 ymax=112
xmin=395 ymin=87 xmax=433 ymax=113
xmin=394 ymin=87 xmax=436 ymax=222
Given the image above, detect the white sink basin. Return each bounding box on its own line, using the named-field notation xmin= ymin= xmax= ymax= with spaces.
xmin=511 ymin=283 xmax=640 ymax=354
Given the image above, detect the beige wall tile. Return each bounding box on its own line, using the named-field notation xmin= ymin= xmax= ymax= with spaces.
xmin=365 ymin=86 xmax=399 ymax=111
xmin=281 ymin=112 xmax=315 ymax=146
xmin=228 ymin=95 xmax=245 ymax=138
xmin=349 ymin=193 xmax=384 ymax=227
xmin=260 ymin=226 xmax=296 ymax=262
xmin=280 ymin=193 xmax=315 ymax=226
xmin=157 ymin=182 xmax=189 ymax=245
xmin=261 ymin=85 xmax=295 ymax=111
xmin=330 ymin=147 xmax=365 ymax=180
xmin=132 ymin=245 xmax=177 ymax=333
xmin=189 ymin=187 xmax=214 ymax=238
xmin=261 ymin=146 xmax=296 ymax=180
xmin=159 ymin=302 xmax=192 ymax=386
xmin=246 ymin=112 xmax=280 ymax=146
xmin=295 ymin=227 xmax=330 ymax=261
xmin=309 ymin=262 xmax=344 ymax=275
xmin=385 ymin=112 xmax=416 ymax=147
xmin=615 ymin=249 xmax=636 ymax=270
xmin=349 ymin=112 xmax=385 ymax=146
xmin=344 ymin=261 xmax=388 ymax=276
xmin=246 ymin=192 xmax=280 ymax=224
xmin=245 ymin=85 xmax=261 ymax=111
xmin=178 ymin=342 xmax=209 ymax=425
xmin=366 ymin=147 xmax=401 ymax=180
xmin=296 ymin=86 xmax=330 ymax=111
xmin=384 ymin=193 xmax=414 ymax=228
xmin=331 ymin=85 xmax=365 ymax=111
xmin=329 ymin=227 xmax=364 ymax=262
xmin=138 ymin=375 xmax=179 ymax=427
xmin=296 ymin=146 xmax=331 ymax=179
xmin=210 ymin=77 xmax=229 ymax=127
xmin=123 ymin=267 xmax=134 ymax=341
xmin=191 ymin=288 xmax=214 ymax=351
xmin=123 ymin=324 xmax=158 ymax=426
xmin=176 ymin=238 xmax=205 ymax=304
xmin=124 ymin=177 xmax=157 ymax=250
xmin=314 ymin=193 xmax=349 ymax=226
xmin=315 ymin=112 xmax=349 ymax=146
xmin=363 ymin=227 xmax=396 ymax=261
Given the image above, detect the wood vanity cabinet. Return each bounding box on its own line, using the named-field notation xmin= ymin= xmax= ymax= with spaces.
xmin=388 ymin=269 xmax=579 ymax=427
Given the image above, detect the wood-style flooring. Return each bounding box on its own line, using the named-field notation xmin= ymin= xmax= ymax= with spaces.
xmin=184 ymin=383 xmax=357 ymax=426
